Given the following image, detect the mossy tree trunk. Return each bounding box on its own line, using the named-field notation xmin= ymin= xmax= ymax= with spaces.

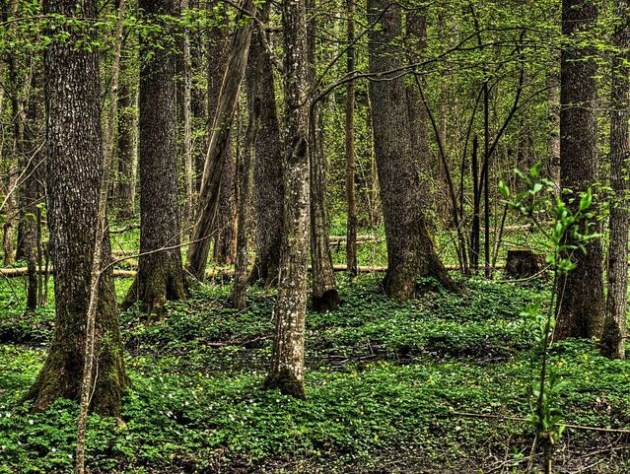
xmin=25 ymin=0 xmax=128 ymax=416
xmin=367 ymin=0 xmax=457 ymax=302
xmin=265 ymin=0 xmax=310 ymax=399
xmin=554 ymin=0 xmax=604 ymax=340
xmin=123 ymin=0 xmax=188 ymax=317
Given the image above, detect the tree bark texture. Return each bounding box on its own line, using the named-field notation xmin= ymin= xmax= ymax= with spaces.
xmin=123 ymin=0 xmax=188 ymax=316
xmin=25 ymin=0 xmax=127 ymax=415
xmin=264 ymin=0 xmax=310 ymax=398
xmin=187 ymin=0 xmax=254 ymax=278
xmin=248 ymin=5 xmax=284 ymax=286
xmin=554 ymin=0 xmax=605 ymax=340
xmin=367 ymin=0 xmax=456 ymax=301
xmin=601 ymin=0 xmax=630 ymax=359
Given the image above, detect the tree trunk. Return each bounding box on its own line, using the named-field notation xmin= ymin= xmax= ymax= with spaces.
xmin=307 ymin=0 xmax=338 ymax=311
xmin=345 ymin=0 xmax=357 ymax=277
xmin=554 ymin=0 xmax=604 ymax=340
xmin=180 ymin=0 xmax=194 ymax=231
xmin=19 ymin=70 xmax=43 ymax=311
xmin=601 ymin=0 xmax=629 ymax=359
xmin=367 ymin=0 xmax=457 ymax=302
xmin=123 ymin=0 xmax=188 ymax=317
xmin=248 ymin=4 xmax=284 ymax=286
xmin=232 ymin=93 xmax=255 ymax=310
xmin=546 ymin=61 xmax=561 ymax=193
xmin=404 ymin=8 xmax=433 ymax=206
xmin=25 ymin=0 xmax=127 ymax=416
xmin=187 ymin=0 xmax=254 ymax=278
xmin=116 ymin=82 xmax=137 ymax=220
xmin=212 ymin=151 xmax=237 ymax=264
xmin=264 ymin=0 xmax=310 ymax=398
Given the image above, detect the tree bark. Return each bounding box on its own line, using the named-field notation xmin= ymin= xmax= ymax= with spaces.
xmin=248 ymin=5 xmax=284 ymax=286
xmin=123 ymin=0 xmax=188 ymax=317
xmin=25 ymin=0 xmax=127 ymax=416
xmin=367 ymin=0 xmax=457 ymax=301
xmin=601 ymin=0 xmax=629 ymax=359
xmin=264 ymin=0 xmax=310 ymax=398
xmin=554 ymin=0 xmax=605 ymax=340
xmin=115 ymin=82 xmax=137 ymax=220
xmin=187 ymin=0 xmax=254 ymax=278
xmin=307 ymin=0 xmax=338 ymax=311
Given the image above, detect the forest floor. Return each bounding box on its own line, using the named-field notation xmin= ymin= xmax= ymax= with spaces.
xmin=1 ymin=272 xmax=630 ymax=473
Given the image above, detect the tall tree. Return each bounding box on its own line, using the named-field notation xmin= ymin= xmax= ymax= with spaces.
xmin=264 ymin=0 xmax=310 ymax=398
xmin=601 ymin=0 xmax=630 ymax=359
xmin=25 ymin=0 xmax=127 ymax=415
xmin=248 ymin=5 xmax=284 ymax=286
xmin=554 ymin=0 xmax=604 ymax=340
xmin=307 ymin=0 xmax=339 ymax=311
xmin=367 ymin=0 xmax=456 ymax=301
xmin=123 ymin=0 xmax=188 ymax=315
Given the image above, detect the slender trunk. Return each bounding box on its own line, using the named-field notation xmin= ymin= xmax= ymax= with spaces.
xmin=2 ymin=0 xmax=22 ymax=267
xmin=181 ymin=0 xmax=194 ymax=231
xmin=345 ymin=0 xmax=357 ymax=277
xmin=187 ymin=0 xmax=255 ymax=278
xmin=123 ymin=0 xmax=188 ymax=317
xmin=307 ymin=0 xmax=338 ymax=311
xmin=25 ymin=0 xmax=127 ymax=416
xmin=264 ymin=0 xmax=310 ymax=398
xmin=601 ymin=0 xmax=630 ymax=359
xmin=367 ymin=0 xmax=457 ymax=301
xmin=555 ymin=0 xmax=604 ymax=340
xmin=546 ymin=56 xmax=561 ymax=193
xmin=20 ymin=69 xmax=44 ymax=311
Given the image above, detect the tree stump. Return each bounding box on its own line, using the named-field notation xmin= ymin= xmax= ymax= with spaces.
xmin=505 ymin=250 xmax=545 ymax=279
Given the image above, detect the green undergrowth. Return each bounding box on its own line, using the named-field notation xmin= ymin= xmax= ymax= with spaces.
xmin=1 ymin=274 xmax=630 ymax=473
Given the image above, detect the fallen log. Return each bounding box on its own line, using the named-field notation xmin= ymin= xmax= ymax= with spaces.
xmin=0 ymin=263 xmax=506 ymax=279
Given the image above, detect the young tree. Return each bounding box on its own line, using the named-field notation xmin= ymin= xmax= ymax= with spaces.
xmin=367 ymin=0 xmax=456 ymax=302
xmin=25 ymin=0 xmax=127 ymax=415
xmin=264 ymin=0 xmax=310 ymax=398
xmin=554 ymin=0 xmax=604 ymax=340
xmin=123 ymin=0 xmax=188 ymax=315
xmin=601 ymin=0 xmax=629 ymax=359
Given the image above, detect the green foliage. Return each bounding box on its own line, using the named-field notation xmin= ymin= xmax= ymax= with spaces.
xmin=1 ymin=273 xmax=630 ymax=472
